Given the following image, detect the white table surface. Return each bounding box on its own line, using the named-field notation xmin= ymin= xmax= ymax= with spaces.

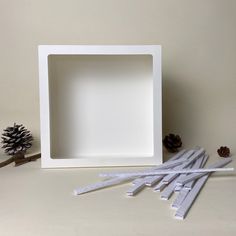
xmin=0 ymin=154 xmax=236 ymax=236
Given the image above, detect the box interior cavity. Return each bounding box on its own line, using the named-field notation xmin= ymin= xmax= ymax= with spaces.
xmin=48 ymin=54 xmax=154 ymax=159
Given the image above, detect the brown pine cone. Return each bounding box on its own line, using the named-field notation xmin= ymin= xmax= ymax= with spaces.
xmin=217 ymin=146 xmax=230 ymax=157
xmin=163 ymin=133 xmax=182 ymax=153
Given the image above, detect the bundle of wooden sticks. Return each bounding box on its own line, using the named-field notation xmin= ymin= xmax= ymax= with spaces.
xmin=74 ymin=147 xmax=234 ymax=219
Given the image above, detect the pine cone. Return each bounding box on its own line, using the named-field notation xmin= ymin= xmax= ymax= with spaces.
xmin=217 ymin=146 xmax=230 ymax=158
xmin=163 ymin=133 xmax=182 ymax=153
xmin=1 ymin=123 xmax=33 ymax=155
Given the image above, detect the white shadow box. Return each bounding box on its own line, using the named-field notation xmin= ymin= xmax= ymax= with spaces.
xmin=38 ymin=45 xmax=162 ymax=168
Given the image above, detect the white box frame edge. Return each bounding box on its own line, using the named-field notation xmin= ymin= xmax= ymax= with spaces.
xmin=38 ymin=45 xmax=162 ymax=168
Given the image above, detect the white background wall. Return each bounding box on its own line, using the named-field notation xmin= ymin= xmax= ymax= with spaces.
xmin=0 ymin=0 xmax=235 ymax=156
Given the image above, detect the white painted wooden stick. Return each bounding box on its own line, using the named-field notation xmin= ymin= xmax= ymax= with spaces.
xmin=172 ymin=189 xmax=189 ymax=209
xmin=160 ymin=163 xmax=196 ymax=200
xmin=74 ymin=176 xmax=132 ymax=195
xmin=162 ymin=150 xmax=205 ymax=184
xmin=172 ymin=155 xmax=208 ymax=207
xmin=100 ymin=148 xmax=204 ymax=178
xmin=184 ymin=154 xmax=208 ymax=190
xmin=126 ymin=177 xmax=151 ymax=196
xmin=143 ymin=149 xmax=191 ymax=187
xmin=132 ymin=149 xmax=188 ymax=185
xmin=175 ymin=158 xmax=232 ymax=219
xmin=175 ymin=174 xmax=209 ymax=219
xmin=100 ymin=167 xmax=233 ymax=178
xmin=176 ymin=158 xmax=232 ymax=186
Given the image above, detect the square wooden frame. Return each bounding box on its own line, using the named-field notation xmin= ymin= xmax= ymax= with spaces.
xmin=38 ymin=45 xmax=162 ymax=168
